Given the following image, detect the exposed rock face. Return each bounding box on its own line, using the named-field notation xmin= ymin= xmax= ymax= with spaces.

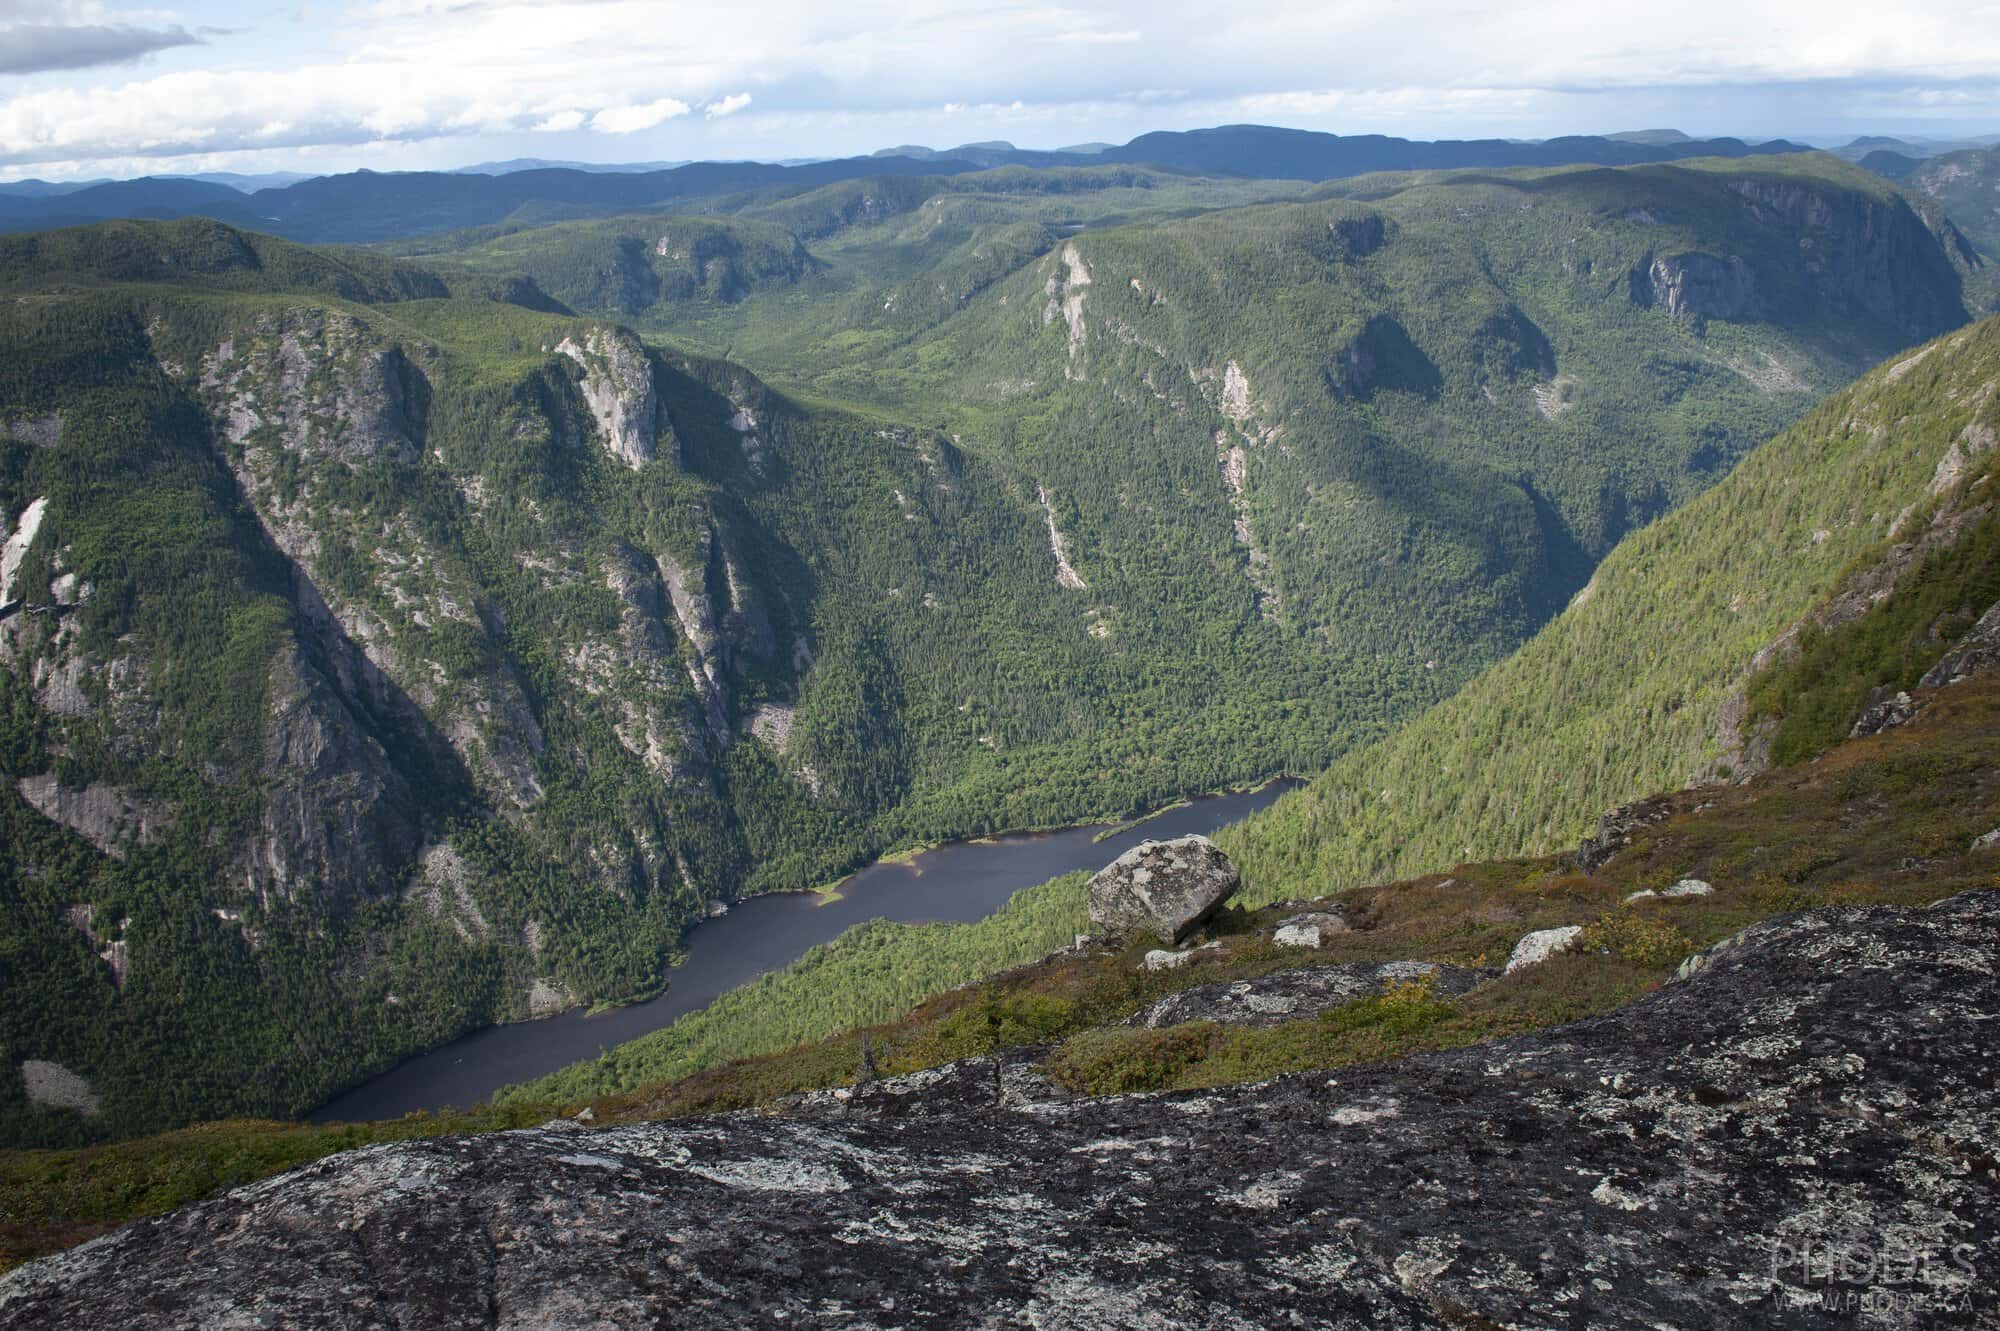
xmin=1139 ymin=941 xmax=1221 ymax=971
xmin=782 ymin=1045 xmax=1066 ymax=1121
xmin=1635 ymin=251 xmax=1760 ymax=321
xmin=0 ymin=496 xmax=48 ymax=605
xmin=0 ymin=413 xmax=60 ymax=449
xmin=1036 ymin=484 xmax=1087 ymax=590
xmin=1132 ymin=961 xmax=1489 ymax=1029
xmin=595 ymin=547 xmax=700 ymax=777
xmin=1627 ymin=878 xmax=1715 ymax=903
xmin=13 ymin=775 xmax=174 ymax=860
xmin=14 ymin=1061 xmax=98 ymax=1117
xmin=556 ymin=327 xmax=668 ymax=469
xmin=247 ymin=645 xmax=425 ymax=911
xmin=1570 ymin=792 xmax=1678 ymax=872
xmin=7 ymin=891 xmax=1996 ymax=1329
xmin=1852 ymin=687 xmax=1919 ymax=737
xmin=656 ymin=546 xmax=732 ymax=742
xmin=1042 ymin=242 xmax=1091 ymax=377
xmin=1086 ymin=834 xmax=1239 ymax=943
xmin=1921 ymin=597 xmax=2000 ymax=688
xmin=1728 ymin=179 xmax=1970 ymax=337
xmin=201 ymin=311 xmax=426 ymax=467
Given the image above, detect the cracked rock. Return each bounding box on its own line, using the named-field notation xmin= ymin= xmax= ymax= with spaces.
xmin=4 ymin=891 xmax=1998 ymax=1329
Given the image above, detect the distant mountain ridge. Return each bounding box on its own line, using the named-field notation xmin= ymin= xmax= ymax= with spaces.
xmin=0 ymin=123 xmax=1819 ymax=244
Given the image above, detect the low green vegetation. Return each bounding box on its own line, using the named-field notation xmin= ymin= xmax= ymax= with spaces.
xmin=1747 ymin=496 xmax=2000 ymax=764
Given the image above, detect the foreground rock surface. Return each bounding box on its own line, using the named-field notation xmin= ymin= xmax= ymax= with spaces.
xmin=5 ymin=891 xmax=1998 ymax=1329
xmin=1132 ymin=961 xmax=1490 ymax=1029
xmin=1085 ymin=834 xmax=1239 ymax=943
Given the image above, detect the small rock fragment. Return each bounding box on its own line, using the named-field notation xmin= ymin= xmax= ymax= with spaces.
xmin=1273 ymin=910 xmax=1350 ymax=948
xmin=1629 ymin=878 xmax=1714 ymax=902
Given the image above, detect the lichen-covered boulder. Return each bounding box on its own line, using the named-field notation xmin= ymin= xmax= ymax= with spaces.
xmin=1086 ymin=834 xmax=1239 ymax=943
xmin=1504 ymin=923 xmax=1583 ymax=974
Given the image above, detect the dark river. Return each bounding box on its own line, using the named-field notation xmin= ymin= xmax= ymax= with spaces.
xmin=311 ymin=779 xmax=1298 ymax=1122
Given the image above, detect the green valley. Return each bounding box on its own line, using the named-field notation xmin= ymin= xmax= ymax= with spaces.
xmin=0 ymin=147 xmax=1985 ymax=1150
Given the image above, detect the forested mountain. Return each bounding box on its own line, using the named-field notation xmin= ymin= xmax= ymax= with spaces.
xmin=0 ymin=124 xmax=1813 ymax=243
xmin=1 ymin=216 xmax=1388 ymax=1144
xmin=6 ymin=316 xmax=1998 ymax=1280
xmin=502 ymin=312 xmax=2000 ymax=1112
xmin=615 ymin=154 xmax=1974 ymax=682
xmin=1217 ymin=315 xmax=2000 ymax=896
xmin=1901 ymin=150 xmax=2000 ymax=261
xmin=0 ymin=147 xmax=1983 ymax=1147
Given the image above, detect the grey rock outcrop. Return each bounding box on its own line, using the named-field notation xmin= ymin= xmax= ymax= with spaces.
xmin=1852 ymin=686 xmax=1919 ymax=737
xmin=13 ymin=775 xmax=174 ymax=861
xmin=1132 ymin=961 xmax=1489 ymax=1029
xmin=245 ymin=645 xmax=424 ymax=911
xmin=1626 ymin=877 xmax=1715 ymax=903
xmin=782 ymin=1046 xmax=1068 ymax=1121
xmin=1086 ymin=834 xmax=1239 ymax=943
xmin=201 ymin=310 xmax=426 ymax=467
xmin=1637 ymin=251 xmax=1760 ymax=321
xmin=5 ymin=890 xmax=1996 ymax=1329
xmin=557 ymin=327 xmax=668 ymax=469
xmin=1728 ymin=179 xmax=1969 ymax=337
xmin=1921 ymin=597 xmax=2000 ymax=688
xmin=1570 ymin=792 xmax=1677 ymax=872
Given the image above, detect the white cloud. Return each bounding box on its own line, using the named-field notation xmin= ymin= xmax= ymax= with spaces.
xmin=594 ymin=98 xmax=692 ymax=133
xmin=0 ymin=0 xmax=1996 ymax=177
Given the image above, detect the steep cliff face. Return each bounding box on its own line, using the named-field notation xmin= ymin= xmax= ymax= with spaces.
xmin=0 ymin=287 xmax=777 ymax=1142
xmin=1634 ymin=250 xmax=1761 ymax=320
xmin=247 ymin=644 xmax=424 ymax=912
xmin=5 ymin=226 xmax=1200 ymax=1143
xmin=5 ymin=889 xmax=1992 ymax=1328
xmin=556 ymin=325 xmax=672 ymax=468
xmin=1727 ymin=177 xmax=1970 ymax=337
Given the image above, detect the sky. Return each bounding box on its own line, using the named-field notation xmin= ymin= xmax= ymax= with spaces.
xmin=1 ymin=0 xmax=1998 ymax=181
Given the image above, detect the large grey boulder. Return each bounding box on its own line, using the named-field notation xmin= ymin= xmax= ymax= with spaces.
xmin=5 ymin=891 xmax=1995 ymax=1329
xmin=1086 ymin=834 xmax=1239 ymax=943
xmin=1504 ymin=924 xmax=1583 ymax=974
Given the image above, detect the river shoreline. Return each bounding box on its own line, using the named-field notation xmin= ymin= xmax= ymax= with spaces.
xmin=309 ymin=776 xmax=1300 ymax=1122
